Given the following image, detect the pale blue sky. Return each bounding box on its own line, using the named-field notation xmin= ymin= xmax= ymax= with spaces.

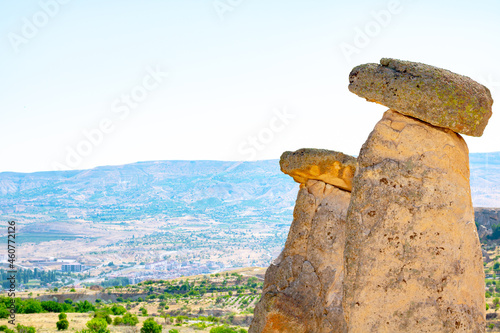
xmin=1 ymin=0 xmax=499 ymax=172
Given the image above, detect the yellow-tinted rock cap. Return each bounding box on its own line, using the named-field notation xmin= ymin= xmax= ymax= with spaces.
xmin=280 ymin=148 xmax=357 ymax=191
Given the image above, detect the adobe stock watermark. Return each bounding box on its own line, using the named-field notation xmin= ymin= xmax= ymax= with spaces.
xmin=477 ymin=73 xmax=500 ymax=93
xmin=7 ymin=0 xmax=72 ymax=53
xmin=339 ymin=0 xmax=404 ymax=64
xmin=213 ymin=0 xmax=243 ymax=21
xmin=51 ymin=65 xmax=168 ymax=171
xmin=237 ymin=107 xmax=295 ymax=160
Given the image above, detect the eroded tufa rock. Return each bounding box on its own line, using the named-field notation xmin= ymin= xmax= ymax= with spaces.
xmin=280 ymin=148 xmax=357 ymax=191
xmin=348 ymin=58 xmax=493 ymax=137
xmin=250 ymin=179 xmax=351 ymax=333
xmin=251 ymin=149 xmax=356 ymax=333
xmin=343 ymin=110 xmax=486 ymax=332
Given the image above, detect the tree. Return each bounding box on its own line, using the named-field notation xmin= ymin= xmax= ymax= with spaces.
xmin=140 ymin=318 xmax=162 ymax=333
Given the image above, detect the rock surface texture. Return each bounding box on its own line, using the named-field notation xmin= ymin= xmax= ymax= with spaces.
xmin=343 ymin=110 xmax=486 ymax=332
xmin=280 ymin=148 xmax=357 ymax=191
xmin=348 ymin=58 xmax=493 ymax=137
xmin=249 ymin=149 xmax=355 ymax=333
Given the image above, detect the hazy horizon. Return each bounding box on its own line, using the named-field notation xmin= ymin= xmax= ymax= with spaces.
xmin=1 ymin=0 xmax=499 ymax=173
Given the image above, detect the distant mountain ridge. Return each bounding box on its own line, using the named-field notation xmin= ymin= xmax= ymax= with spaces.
xmin=0 ymin=152 xmax=499 ymax=225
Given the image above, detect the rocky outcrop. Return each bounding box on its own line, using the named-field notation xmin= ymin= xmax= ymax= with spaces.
xmin=344 ymin=58 xmax=489 ymax=332
xmin=348 ymin=58 xmax=493 ymax=137
xmin=250 ymin=149 xmax=355 ymax=333
xmin=474 ymin=207 xmax=500 ymax=239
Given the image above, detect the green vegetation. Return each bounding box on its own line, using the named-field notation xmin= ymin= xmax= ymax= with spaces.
xmin=56 ymin=314 xmax=69 ymax=331
xmin=0 ymin=269 xmax=63 ymax=288
xmin=113 ymin=313 xmax=139 ymax=326
xmin=0 ymin=269 xmax=262 ymax=332
xmin=14 ymin=324 xmax=36 ymax=333
xmin=0 ymin=297 xmax=95 ymax=315
xmin=210 ymin=326 xmax=247 ymax=333
xmin=140 ymin=318 xmax=162 ymax=333
xmin=83 ymin=317 xmax=109 ymax=333
xmin=489 ymin=224 xmax=500 ymax=240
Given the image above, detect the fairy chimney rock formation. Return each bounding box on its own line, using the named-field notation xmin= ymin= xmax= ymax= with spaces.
xmin=249 ymin=149 xmax=356 ymax=333
xmin=349 ymin=58 xmax=493 ymax=137
xmin=344 ymin=59 xmax=490 ymax=332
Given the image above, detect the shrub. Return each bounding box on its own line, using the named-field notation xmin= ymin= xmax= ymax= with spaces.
xmin=112 ymin=317 xmax=123 ymax=326
xmin=85 ymin=317 xmax=109 ymax=333
xmin=20 ymin=299 xmax=44 ymax=314
xmin=0 ymin=304 xmax=10 ymax=319
xmin=58 ymin=313 xmax=67 ymax=320
xmin=122 ymin=313 xmax=139 ymax=326
xmin=111 ymin=305 xmax=126 ymax=315
xmin=140 ymin=318 xmax=162 ymax=333
xmin=56 ymin=319 xmax=69 ymax=330
xmin=15 ymin=324 xmax=36 ymax=333
xmin=74 ymin=300 xmax=95 ymax=313
xmin=93 ymin=310 xmax=112 ymax=325
xmin=209 ymin=326 xmax=246 ymax=333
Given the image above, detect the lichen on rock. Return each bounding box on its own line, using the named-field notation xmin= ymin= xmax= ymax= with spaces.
xmin=348 ymin=58 xmax=493 ymax=137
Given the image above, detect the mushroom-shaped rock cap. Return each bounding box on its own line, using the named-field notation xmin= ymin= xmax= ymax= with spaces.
xmin=349 ymin=58 xmax=493 ymax=137
xmin=280 ymin=148 xmax=357 ymax=191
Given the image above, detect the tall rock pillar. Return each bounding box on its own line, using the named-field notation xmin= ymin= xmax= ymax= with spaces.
xmin=249 ymin=149 xmax=356 ymax=333
xmin=343 ymin=58 xmax=493 ymax=332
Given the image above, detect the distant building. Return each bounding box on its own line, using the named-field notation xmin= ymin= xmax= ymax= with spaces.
xmin=145 ymin=260 xmax=179 ymax=271
xmin=61 ymin=263 xmax=82 ymax=272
